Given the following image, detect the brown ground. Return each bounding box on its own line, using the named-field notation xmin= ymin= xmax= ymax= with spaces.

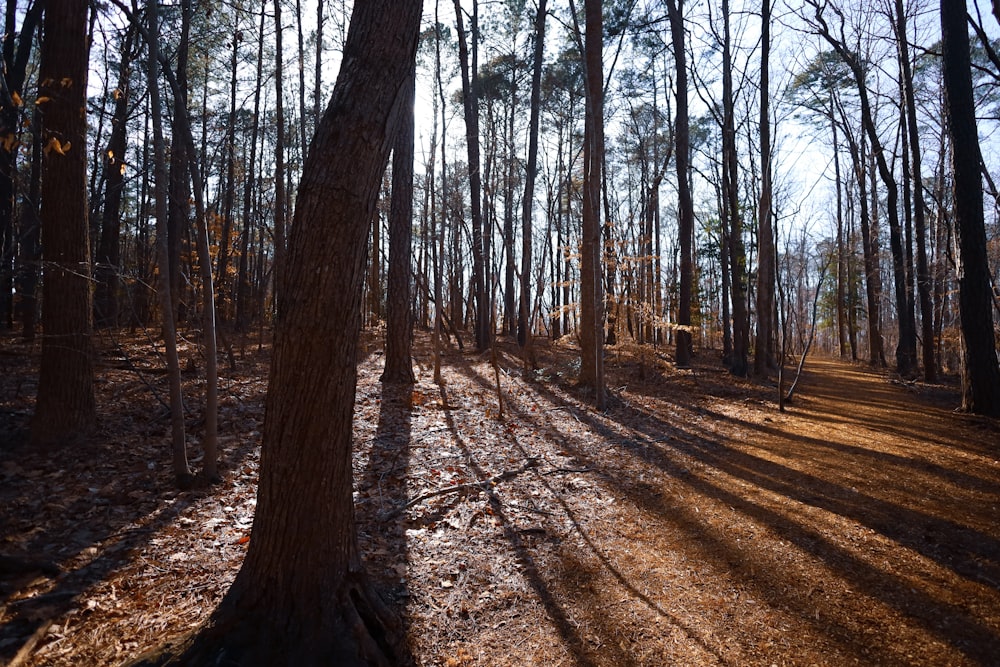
xmin=1 ymin=330 xmax=999 ymax=666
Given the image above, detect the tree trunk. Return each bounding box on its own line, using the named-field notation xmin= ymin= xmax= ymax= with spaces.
xmin=94 ymin=26 xmax=135 ymax=329
xmin=143 ymin=0 xmax=190 ymax=487
xmin=382 ymin=57 xmax=416 ymax=385
xmin=755 ymin=0 xmax=776 ymax=375
xmin=453 ymin=0 xmax=490 ymax=351
xmin=237 ymin=4 xmax=267 ymax=334
xmin=273 ymin=0 xmax=288 ymax=316
xmin=577 ymin=0 xmax=605 ymax=409
xmin=31 ymin=0 xmax=97 ymax=445
xmin=0 ymin=1 xmax=42 ymax=329
xmin=895 ymin=0 xmax=936 ymax=381
xmin=167 ymin=0 xmax=191 ymax=323
xmin=131 ymin=2 xmax=424 ymax=664
xmin=722 ymin=0 xmax=748 ymax=376
xmin=518 ymin=0 xmax=546 ymax=365
xmin=940 ymin=0 xmax=1000 ymax=416
xmin=667 ymin=0 xmax=693 ymax=367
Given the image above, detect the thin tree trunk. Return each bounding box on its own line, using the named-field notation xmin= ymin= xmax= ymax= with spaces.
xmin=453 ymin=0 xmax=489 ymax=351
xmin=146 ymin=0 xmax=189 ymax=485
xmin=273 ymin=0 xmax=288 ymax=315
xmin=667 ymin=0 xmax=693 ymax=367
xmin=754 ymin=0 xmax=776 ymax=375
xmin=94 ymin=26 xmax=135 ymax=329
xmin=518 ymin=0 xmax=546 ymax=367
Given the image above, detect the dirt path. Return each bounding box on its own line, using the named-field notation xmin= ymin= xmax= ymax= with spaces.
xmin=385 ymin=349 xmax=1000 ymax=666
xmin=2 ymin=338 xmax=999 ymax=666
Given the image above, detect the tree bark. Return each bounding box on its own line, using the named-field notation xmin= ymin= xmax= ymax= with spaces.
xmin=667 ymin=0 xmax=694 ymax=367
xmin=895 ymin=0 xmax=936 ymax=381
xmin=940 ymin=0 xmax=1000 ymax=416
xmin=721 ymin=0 xmax=748 ymax=376
xmin=453 ymin=0 xmax=490 ymax=351
xmin=577 ymin=0 xmax=605 ymax=408
xmin=382 ymin=58 xmax=416 ymax=385
xmin=755 ymin=0 xmax=776 ymax=375
xmin=31 ymin=0 xmax=97 ymax=444
xmin=518 ymin=0 xmax=546 ymax=365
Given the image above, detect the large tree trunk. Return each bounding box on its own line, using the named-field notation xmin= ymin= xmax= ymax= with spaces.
xmin=31 ymin=0 xmax=97 ymax=444
xmin=131 ymin=1 xmax=424 ymax=664
xmin=667 ymin=0 xmax=694 ymax=367
xmin=940 ymin=0 xmax=1000 ymax=417
xmin=578 ymin=0 xmax=605 ymax=409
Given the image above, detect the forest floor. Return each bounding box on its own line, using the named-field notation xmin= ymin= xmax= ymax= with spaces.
xmin=1 ymin=328 xmax=999 ymax=666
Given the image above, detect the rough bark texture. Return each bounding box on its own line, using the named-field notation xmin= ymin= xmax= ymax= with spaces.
xmin=578 ymin=0 xmax=605 ymax=408
xmin=940 ymin=0 xmax=1000 ymax=417
xmin=129 ymin=1 xmax=424 ymax=664
xmin=31 ymin=0 xmax=97 ymax=444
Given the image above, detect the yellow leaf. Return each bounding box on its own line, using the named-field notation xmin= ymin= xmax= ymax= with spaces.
xmin=60 ymin=77 xmax=73 ymax=87
xmin=119 ymin=163 xmax=126 ymax=176
xmin=44 ymin=137 xmax=71 ymax=156
xmin=107 ymin=149 xmax=115 ymax=160
xmin=35 ymin=96 xmax=51 ymax=105
xmin=11 ymin=91 xmax=22 ymax=106
xmin=113 ymin=88 xmax=122 ymax=100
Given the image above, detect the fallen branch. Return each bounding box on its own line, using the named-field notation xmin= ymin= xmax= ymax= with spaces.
xmin=383 ymin=458 xmax=539 ymax=518
xmin=8 ymin=619 xmax=53 ymax=667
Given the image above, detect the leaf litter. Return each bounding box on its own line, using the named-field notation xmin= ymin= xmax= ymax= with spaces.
xmin=1 ymin=330 xmax=999 ymax=666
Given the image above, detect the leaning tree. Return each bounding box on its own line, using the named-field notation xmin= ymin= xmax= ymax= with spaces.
xmin=128 ymin=0 xmax=424 ymax=664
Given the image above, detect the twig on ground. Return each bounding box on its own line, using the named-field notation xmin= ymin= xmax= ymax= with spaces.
xmin=382 ymin=458 xmax=540 ymax=519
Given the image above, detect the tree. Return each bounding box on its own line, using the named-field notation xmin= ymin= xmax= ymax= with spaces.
xmin=382 ymin=54 xmax=417 ymax=385
xmin=128 ymin=0 xmax=424 ymax=663
xmin=894 ymin=0 xmax=936 ymax=381
xmin=94 ymin=25 xmax=137 ymax=329
xmin=454 ymin=0 xmax=490 ymax=351
xmin=755 ymin=0 xmax=777 ymax=375
xmin=30 ymin=0 xmax=97 ymax=444
xmin=940 ymin=0 xmax=1000 ymax=417
xmin=0 ymin=1 xmax=42 ymax=330
xmin=667 ymin=0 xmax=694 ymax=367
xmin=518 ymin=0 xmax=547 ymax=367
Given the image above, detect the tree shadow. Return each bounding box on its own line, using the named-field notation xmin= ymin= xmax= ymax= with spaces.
xmin=444 ymin=346 xmax=1000 ymax=664
xmin=355 ymin=378 xmax=414 ymax=655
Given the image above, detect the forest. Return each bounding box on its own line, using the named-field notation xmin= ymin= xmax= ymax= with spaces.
xmin=1 ymin=0 xmax=999 ymax=665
